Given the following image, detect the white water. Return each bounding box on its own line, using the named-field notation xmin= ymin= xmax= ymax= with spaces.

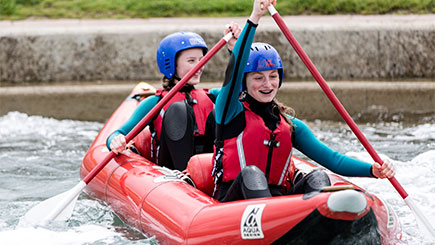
xmin=0 ymin=112 xmax=434 ymax=244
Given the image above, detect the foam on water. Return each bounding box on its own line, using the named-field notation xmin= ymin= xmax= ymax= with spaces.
xmin=345 ymin=150 xmax=435 ymax=244
xmin=1 ymin=112 xmax=434 ymax=244
xmin=0 ymin=225 xmax=118 ymax=245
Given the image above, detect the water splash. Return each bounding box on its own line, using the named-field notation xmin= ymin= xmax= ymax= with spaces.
xmin=1 ymin=112 xmax=434 ymax=244
xmin=0 ymin=225 xmax=119 ymax=245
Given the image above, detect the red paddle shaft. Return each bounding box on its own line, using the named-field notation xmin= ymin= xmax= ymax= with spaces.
xmin=268 ymin=6 xmax=408 ymax=199
xmin=82 ymin=32 xmax=233 ymax=184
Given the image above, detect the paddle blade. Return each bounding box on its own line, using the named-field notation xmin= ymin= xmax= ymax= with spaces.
xmin=19 ymin=181 xmax=86 ymax=226
xmin=404 ymin=196 xmax=435 ymax=240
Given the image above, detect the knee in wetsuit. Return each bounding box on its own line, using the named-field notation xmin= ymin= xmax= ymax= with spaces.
xmin=287 ymin=169 xmax=331 ymax=195
xmin=162 ymin=100 xmax=210 ymax=154
xmin=219 ymin=165 xmax=272 ymax=202
xmin=159 ymin=101 xmax=195 ymax=170
xmin=240 ymin=165 xmax=272 ymax=199
xmin=303 ymin=169 xmax=331 ymax=193
xmin=162 ymin=101 xmax=190 ymax=142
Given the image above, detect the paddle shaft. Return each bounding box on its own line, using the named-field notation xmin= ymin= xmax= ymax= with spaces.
xmin=82 ymin=32 xmax=233 ymax=185
xmin=40 ymin=32 xmax=232 ymax=224
xmin=267 ymin=6 xmax=408 ymax=199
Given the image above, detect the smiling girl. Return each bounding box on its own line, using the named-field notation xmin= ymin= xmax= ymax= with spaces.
xmin=107 ymin=28 xmax=240 ymax=171
xmin=213 ymin=0 xmax=394 ymax=202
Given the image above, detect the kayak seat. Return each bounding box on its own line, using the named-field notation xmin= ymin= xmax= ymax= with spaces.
xmin=187 ymin=153 xmax=214 ymax=196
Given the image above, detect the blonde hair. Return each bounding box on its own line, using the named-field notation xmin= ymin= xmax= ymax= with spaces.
xmin=273 ymin=98 xmax=295 ymax=133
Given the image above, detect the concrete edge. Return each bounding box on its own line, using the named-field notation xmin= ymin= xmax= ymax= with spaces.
xmin=1 ymin=15 xmax=434 ymax=83
xmin=1 ymin=81 xmax=433 ymax=123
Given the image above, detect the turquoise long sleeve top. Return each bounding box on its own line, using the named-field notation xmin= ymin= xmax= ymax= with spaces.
xmin=215 ymin=19 xmax=373 ymax=178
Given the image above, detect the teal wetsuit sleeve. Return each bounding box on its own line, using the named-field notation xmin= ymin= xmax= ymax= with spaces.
xmin=215 ymin=20 xmax=257 ymax=125
xmin=291 ymin=118 xmax=373 ymax=177
xmin=209 ymin=88 xmax=220 ymax=99
xmin=106 ymin=95 xmax=160 ymax=149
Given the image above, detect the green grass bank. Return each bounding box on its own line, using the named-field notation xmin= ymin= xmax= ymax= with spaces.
xmin=1 ymin=0 xmax=434 ymax=20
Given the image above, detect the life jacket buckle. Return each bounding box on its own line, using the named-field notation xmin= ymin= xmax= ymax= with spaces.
xmin=263 ymin=139 xmax=280 ymax=147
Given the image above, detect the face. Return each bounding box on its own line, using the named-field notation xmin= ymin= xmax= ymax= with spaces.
xmin=175 ymin=48 xmax=204 ymax=85
xmin=246 ymin=69 xmax=280 ymax=103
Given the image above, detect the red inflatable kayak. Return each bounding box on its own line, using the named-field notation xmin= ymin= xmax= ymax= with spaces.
xmin=81 ymin=82 xmax=401 ymax=244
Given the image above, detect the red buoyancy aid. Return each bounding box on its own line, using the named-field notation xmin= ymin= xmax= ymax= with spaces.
xmin=152 ymin=88 xmax=214 ymax=139
xmin=221 ymin=102 xmax=295 ymax=186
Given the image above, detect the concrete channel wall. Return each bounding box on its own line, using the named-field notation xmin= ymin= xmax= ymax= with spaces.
xmin=1 ymin=81 xmax=433 ymax=122
xmin=0 ymin=16 xmax=434 ymax=121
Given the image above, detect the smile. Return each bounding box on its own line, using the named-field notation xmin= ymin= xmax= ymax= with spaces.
xmin=259 ymin=90 xmax=273 ymax=94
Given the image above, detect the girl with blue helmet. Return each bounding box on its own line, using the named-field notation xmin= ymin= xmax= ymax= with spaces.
xmin=156 ymin=31 xmax=208 ymax=90
xmin=107 ymin=26 xmax=241 ymax=171
xmin=213 ymin=0 xmax=395 ymax=202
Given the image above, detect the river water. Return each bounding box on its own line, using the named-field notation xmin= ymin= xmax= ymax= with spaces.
xmin=0 ymin=111 xmax=434 ymax=244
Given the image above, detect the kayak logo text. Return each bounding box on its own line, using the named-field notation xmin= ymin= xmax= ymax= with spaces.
xmin=240 ymin=204 xmax=266 ymax=239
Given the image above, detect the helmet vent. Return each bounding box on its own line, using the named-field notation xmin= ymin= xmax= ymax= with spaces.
xmin=165 ymin=59 xmax=170 ymax=69
xmin=255 ymin=47 xmax=259 ymax=51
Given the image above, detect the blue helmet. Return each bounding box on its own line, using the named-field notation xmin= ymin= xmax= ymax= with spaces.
xmin=244 ymin=42 xmax=283 ymax=87
xmin=156 ymin=32 xmax=208 ymax=79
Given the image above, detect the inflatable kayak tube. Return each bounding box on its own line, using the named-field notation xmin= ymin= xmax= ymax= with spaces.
xmin=81 ymin=82 xmax=401 ymax=244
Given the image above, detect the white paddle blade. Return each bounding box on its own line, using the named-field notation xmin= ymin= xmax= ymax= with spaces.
xmin=405 ymin=196 xmax=435 ymax=240
xmin=19 ymin=181 xmax=86 ymax=227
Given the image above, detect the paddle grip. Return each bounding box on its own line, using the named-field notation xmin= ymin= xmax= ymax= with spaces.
xmin=268 ymin=6 xmax=408 ymax=199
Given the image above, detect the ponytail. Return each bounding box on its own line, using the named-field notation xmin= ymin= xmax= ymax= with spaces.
xmin=162 ymin=76 xmax=176 ymax=91
xmin=273 ymin=98 xmax=295 ymax=133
